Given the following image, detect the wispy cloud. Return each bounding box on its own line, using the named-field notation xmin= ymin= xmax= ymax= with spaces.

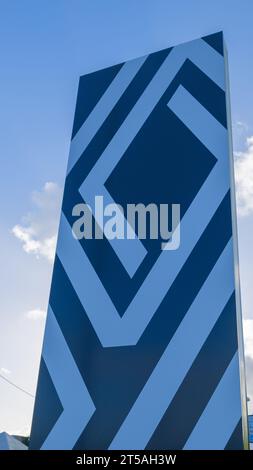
xmin=234 ymin=120 xmax=249 ymax=134
xmin=243 ymin=319 xmax=253 ymax=360
xmin=12 ymin=182 xmax=62 ymax=263
xmin=235 ymin=136 xmax=253 ymax=216
xmin=243 ymin=319 xmax=253 ymax=412
xmin=25 ymin=308 xmax=46 ymax=321
xmin=0 ymin=367 xmax=11 ymax=376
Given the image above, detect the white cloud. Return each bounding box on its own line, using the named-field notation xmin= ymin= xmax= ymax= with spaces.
xmin=235 ymin=120 xmax=249 ymax=134
xmin=235 ymin=136 xmax=253 ymax=217
xmin=12 ymin=182 xmax=62 ymax=263
xmin=245 ymin=355 xmax=253 ymax=415
xmin=25 ymin=308 xmax=46 ymax=321
xmin=243 ymin=319 xmax=253 ymax=360
xmin=0 ymin=367 xmax=11 ymax=376
xmin=243 ymin=319 xmax=253 ymax=413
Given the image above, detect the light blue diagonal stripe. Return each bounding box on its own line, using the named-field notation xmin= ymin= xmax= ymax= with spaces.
xmin=168 ymin=85 xmax=226 ymax=160
xmin=184 ymin=353 xmax=241 ymax=450
xmin=57 ymin=84 xmax=230 ymax=347
xmin=41 ymin=306 xmax=95 ymax=450
xmin=86 ymin=186 xmax=147 ymax=278
xmin=79 ymin=39 xmax=225 ymax=277
xmin=67 ymin=55 xmax=147 ymax=175
xmin=58 ymin=213 xmax=122 ymax=344
xmin=185 ymin=37 xmax=225 ymax=90
xmin=109 ymin=240 xmax=234 ymax=450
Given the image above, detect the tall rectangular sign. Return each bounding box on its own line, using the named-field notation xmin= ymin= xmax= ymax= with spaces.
xmin=30 ymin=32 xmax=248 ymax=450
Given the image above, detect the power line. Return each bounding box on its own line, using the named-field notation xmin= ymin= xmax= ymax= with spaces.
xmin=0 ymin=373 xmax=34 ymax=398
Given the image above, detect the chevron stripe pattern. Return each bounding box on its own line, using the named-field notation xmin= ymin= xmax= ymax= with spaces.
xmin=30 ymin=32 xmax=246 ymax=450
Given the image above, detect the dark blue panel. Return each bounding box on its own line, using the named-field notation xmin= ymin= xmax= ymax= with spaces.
xmin=72 ymin=62 xmax=123 ymax=138
xmin=225 ymin=419 xmax=244 ymax=450
xmin=203 ymin=31 xmax=224 ymax=56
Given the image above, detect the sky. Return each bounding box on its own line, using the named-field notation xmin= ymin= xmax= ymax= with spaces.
xmin=0 ymin=0 xmax=253 ymax=435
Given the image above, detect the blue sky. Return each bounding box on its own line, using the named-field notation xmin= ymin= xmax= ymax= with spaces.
xmin=0 ymin=0 xmax=253 ymax=435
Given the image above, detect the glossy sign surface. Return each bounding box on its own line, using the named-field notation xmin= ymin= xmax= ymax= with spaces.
xmin=30 ymin=32 xmax=247 ymax=450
